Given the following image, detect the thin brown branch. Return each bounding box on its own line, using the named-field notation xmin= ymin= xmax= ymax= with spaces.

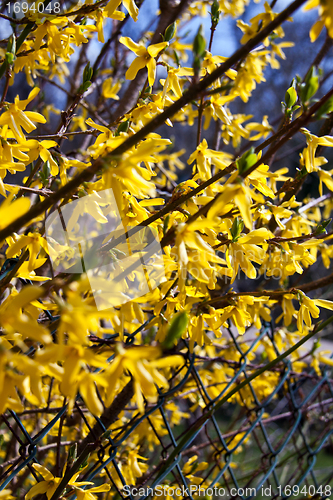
xmin=28 ymin=130 xmax=97 ymax=140
xmin=181 ymin=397 xmax=333 ymax=455
xmin=0 ymin=0 xmax=309 ymax=246
xmin=49 ymin=379 xmax=134 ymax=500
xmin=0 ymin=12 xmax=22 ymax=23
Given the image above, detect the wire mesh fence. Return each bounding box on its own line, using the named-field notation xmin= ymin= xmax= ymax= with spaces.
xmin=0 ymin=260 xmax=333 ymax=500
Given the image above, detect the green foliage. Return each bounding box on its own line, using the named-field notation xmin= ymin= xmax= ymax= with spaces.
xmin=236 ymin=147 xmax=257 ymax=175
xmin=163 ymin=312 xmax=189 ymax=348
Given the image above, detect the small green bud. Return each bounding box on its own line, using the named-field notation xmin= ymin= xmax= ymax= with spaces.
xmin=164 ymin=22 xmax=176 ymax=42
xmin=79 ymin=454 xmax=90 ymax=470
xmin=162 ymin=312 xmax=189 ymax=349
xmin=163 ymin=214 xmax=170 ymax=235
xmin=143 ymin=86 xmax=152 ymax=96
xmin=113 ymin=248 xmax=126 ymax=258
xmin=173 ymin=49 xmax=180 ymax=66
xmin=7 ymin=34 xmax=16 ymax=56
xmin=193 ymin=56 xmax=201 ymax=77
xmin=316 ymin=95 xmax=333 ymax=119
xmin=193 ymin=25 xmax=206 ymax=59
xmin=78 ymin=81 xmax=92 ymax=93
xmin=285 ymin=87 xmax=297 ymax=108
xmin=230 ymin=217 xmax=244 ymax=242
xmin=211 ymin=0 xmax=220 ymax=24
xmin=101 ymin=430 xmax=112 ymax=441
xmin=315 ymin=218 xmax=331 ymax=235
xmin=300 ymin=66 xmax=319 ymax=104
xmin=5 ymin=52 xmax=15 ymax=65
xmin=43 ymin=160 xmax=51 ymax=179
xmin=321 ymin=218 xmax=331 ymax=229
xmin=116 ymin=119 xmax=130 ymax=135
xmin=236 ymin=147 xmax=257 ymax=175
xmin=68 ymin=443 xmax=77 ymax=463
xmin=313 ymin=339 xmax=321 ymax=351
xmin=83 ymin=62 xmax=93 ymax=83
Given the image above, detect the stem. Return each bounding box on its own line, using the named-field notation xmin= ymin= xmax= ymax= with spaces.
xmin=0 ymin=64 xmax=11 ymax=106
xmin=196 ymin=96 xmax=204 ymax=147
xmin=0 ymin=0 xmax=309 ymax=243
xmin=209 ymin=23 xmax=216 ymax=53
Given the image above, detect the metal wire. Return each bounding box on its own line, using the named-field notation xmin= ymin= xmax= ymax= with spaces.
xmin=0 ymin=259 xmax=333 ymax=499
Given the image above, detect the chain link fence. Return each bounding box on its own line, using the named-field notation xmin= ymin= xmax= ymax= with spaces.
xmin=0 ymin=260 xmax=333 ymax=499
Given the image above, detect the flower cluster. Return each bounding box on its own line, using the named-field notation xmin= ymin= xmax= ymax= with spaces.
xmin=0 ymin=0 xmax=333 ymax=498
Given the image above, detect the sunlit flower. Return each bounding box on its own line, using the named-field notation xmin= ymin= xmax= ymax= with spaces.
xmin=0 ymin=88 xmax=46 ymax=142
xmin=120 ymin=37 xmax=168 ymax=86
xmin=25 ymin=464 xmax=110 ymax=499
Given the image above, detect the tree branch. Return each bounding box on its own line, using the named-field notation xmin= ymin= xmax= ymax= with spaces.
xmin=49 ymin=379 xmax=134 ymax=500
xmin=0 ymin=0 xmax=308 ymax=245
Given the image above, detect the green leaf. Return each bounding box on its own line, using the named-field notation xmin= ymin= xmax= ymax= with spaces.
xmin=163 ymin=214 xmax=170 ymax=235
xmin=285 ymin=87 xmax=297 ymax=108
xmin=315 ymin=218 xmax=331 ymax=235
xmin=316 ymin=95 xmax=333 ymax=119
xmin=78 ymin=80 xmax=92 ymax=93
xmin=230 ymin=217 xmax=244 ymax=242
xmin=116 ymin=119 xmax=130 ymax=135
xmin=300 ymin=66 xmax=319 ymax=104
xmin=101 ymin=430 xmax=112 ymax=441
xmin=193 ymin=25 xmax=206 ymax=59
xmin=68 ymin=443 xmax=77 ymax=463
xmin=79 ymin=454 xmax=90 ymax=470
xmin=236 ymin=147 xmax=257 ymax=175
xmin=5 ymin=52 xmax=15 ymax=65
xmin=173 ymin=49 xmax=180 ymax=66
xmin=7 ymin=34 xmax=16 ymax=56
xmin=83 ymin=62 xmax=93 ymax=83
xmin=162 ymin=312 xmax=189 ymax=349
xmin=321 ymin=218 xmax=332 ymax=229
xmin=164 ymin=22 xmax=176 ymax=42
xmin=42 ymin=160 xmax=51 ymax=179
xmin=211 ymin=0 xmax=220 ymax=24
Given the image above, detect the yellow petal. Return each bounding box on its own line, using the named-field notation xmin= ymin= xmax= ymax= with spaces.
xmin=40 ymin=140 xmax=58 ymax=149
xmin=314 ymin=299 xmax=333 ymax=311
xmin=318 ymin=355 xmax=333 ymax=367
xmin=310 ymin=19 xmax=324 ymax=42
xmin=79 ymin=373 xmax=104 ymax=416
xmin=6 ymin=235 xmax=30 ymax=258
xmin=25 ymin=482 xmax=48 ymax=499
xmin=24 ymin=111 xmax=46 ymax=124
xmin=147 ymin=41 xmax=168 ymax=58
xmin=147 ymin=58 xmax=156 ymax=86
xmin=238 ymin=228 xmax=272 ymax=245
xmin=32 ymin=463 xmax=54 ymax=481
xmin=122 ymin=0 xmax=139 ymax=21
xmin=119 ymin=36 xmax=142 ymax=54
xmin=125 ymin=57 xmax=147 ymax=81
xmin=149 ymin=355 xmax=184 ymax=368
xmin=7 ymin=285 xmax=43 ymax=311
xmin=234 ymin=190 xmax=252 ymax=230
